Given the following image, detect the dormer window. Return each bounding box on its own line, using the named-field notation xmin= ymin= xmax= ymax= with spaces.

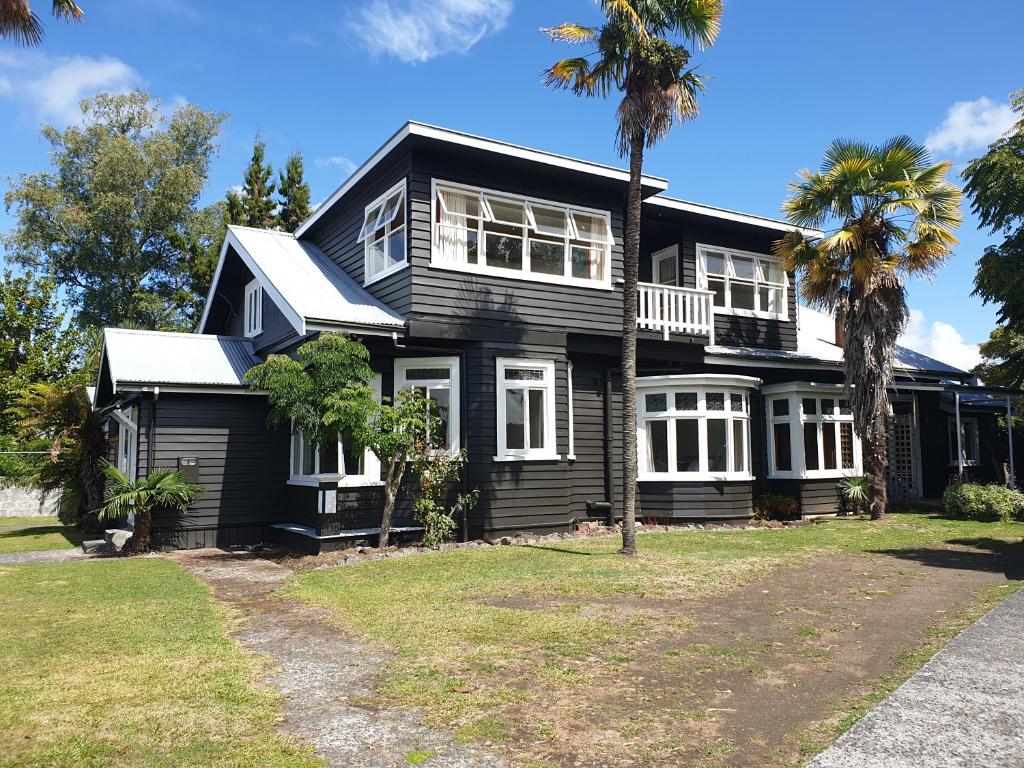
xmin=697 ymin=244 xmax=787 ymax=320
xmin=432 ymin=181 xmax=613 ymax=288
xmin=244 ymin=279 xmax=262 ymax=337
xmin=358 ymin=180 xmax=407 ymax=286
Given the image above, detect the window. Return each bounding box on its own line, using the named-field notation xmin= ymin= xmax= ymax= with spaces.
xmin=764 ymin=384 xmax=861 ymax=478
xmin=697 ymin=244 xmax=787 ymax=319
xmin=290 ymin=427 xmax=320 ymax=482
xmin=652 ymin=245 xmax=678 ymax=286
xmin=359 ymin=180 xmax=407 ymax=285
xmin=496 ymin=358 xmax=558 ymax=460
xmin=114 ymin=405 xmax=138 ymax=481
xmin=637 ymin=376 xmax=757 ymax=480
xmin=948 ymin=417 xmax=980 ymax=466
xmin=244 ymin=279 xmax=262 ymax=337
xmin=395 ymin=357 xmax=460 ymax=453
xmin=433 ymin=181 xmax=613 ymax=287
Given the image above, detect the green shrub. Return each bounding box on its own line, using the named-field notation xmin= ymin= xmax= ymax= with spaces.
xmin=942 ymin=483 xmax=1024 ymax=523
xmin=836 ymin=476 xmax=869 ymax=515
xmin=754 ymin=494 xmax=800 ymax=521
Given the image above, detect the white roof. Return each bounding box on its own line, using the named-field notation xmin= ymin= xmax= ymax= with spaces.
xmin=199 ymin=226 xmax=406 ymax=336
xmin=102 ymin=328 xmax=261 ymax=391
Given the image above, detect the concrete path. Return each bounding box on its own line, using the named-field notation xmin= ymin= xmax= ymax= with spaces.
xmin=0 ymin=548 xmax=86 ymax=564
xmin=807 ymin=587 xmax=1024 ymax=768
xmin=174 ymin=549 xmax=504 ymax=768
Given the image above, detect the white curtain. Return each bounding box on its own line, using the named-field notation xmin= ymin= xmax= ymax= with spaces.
xmin=437 ymin=191 xmax=469 ymax=265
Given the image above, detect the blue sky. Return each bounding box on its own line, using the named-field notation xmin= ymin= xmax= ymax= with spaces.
xmin=1 ymin=0 xmax=1021 ymax=368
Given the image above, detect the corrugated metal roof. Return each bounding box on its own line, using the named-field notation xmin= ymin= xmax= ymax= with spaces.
xmin=228 ymin=226 xmax=406 ymax=333
xmin=104 ymin=328 xmax=260 ymax=389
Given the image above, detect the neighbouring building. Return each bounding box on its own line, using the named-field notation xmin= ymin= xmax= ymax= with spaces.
xmin=92 ymin=122 xmax=1019 ymax=552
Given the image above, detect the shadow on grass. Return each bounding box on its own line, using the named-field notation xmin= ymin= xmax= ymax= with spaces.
xmin=0 ymin=525 xmax=83 ymax=547
xmin=869 ymin=537 xmax=1024 ymax=580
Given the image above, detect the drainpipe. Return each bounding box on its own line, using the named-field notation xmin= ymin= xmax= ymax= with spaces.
xmin=603 ymin=368 xmax=616 ymax=526
xmin=1008 ymin=397 xmax=1016 ymax=490
xmin=955 ymin=391 xmax=964 ymax=479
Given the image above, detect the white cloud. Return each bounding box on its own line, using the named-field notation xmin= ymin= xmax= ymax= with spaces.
xmin=315 ymin=155 xmax=358 ymax=173
xmin=925 ymin=97 xmax=1016 ymax=156
xmin=349 ymin=0 xmax=513 ymax=63
xmin=0 ymin=50 xmax=139 ymax=124
xmin=899 ymin=309 xmax=981 ymax=372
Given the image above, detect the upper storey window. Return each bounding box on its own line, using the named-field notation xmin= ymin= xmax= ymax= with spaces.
xmin=243 ymin=279 xmax=262 ymax=337
xmin=358 ymin=180 xmax=407 ymax=286
xmin=697 ymin=244 xmax=787 ymax=320
xmin=432 ymin=181 xmax=613 ymax=288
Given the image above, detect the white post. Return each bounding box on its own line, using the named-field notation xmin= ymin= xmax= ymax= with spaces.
xmin=1008 ymin=396 xmax=1016 ymax=489
xmin=955 ymin=391 xmax=964 ymax=479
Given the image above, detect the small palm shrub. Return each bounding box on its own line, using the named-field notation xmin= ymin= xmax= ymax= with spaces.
xmin=100 ymin=461 xmax=202 ymax=552
xmin=836 ymin=476 xmax=869 ymax=515
xmin=754 ymin=494 xmax=800 ymax=521
xmin=942 ymin=483 xmax=1024 ymax=523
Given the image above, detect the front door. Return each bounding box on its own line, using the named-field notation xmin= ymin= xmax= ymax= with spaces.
xmin=651 ymin=246 xmax=678 ymax=286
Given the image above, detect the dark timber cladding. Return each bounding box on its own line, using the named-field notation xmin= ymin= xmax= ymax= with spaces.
xmin=202 ymin=247 xmax=294 ymax=352
xmin=639 ymin=481 xmax=753 ymax=519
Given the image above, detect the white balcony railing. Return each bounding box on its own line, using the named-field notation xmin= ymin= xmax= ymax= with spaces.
xmin=637 ymin=283 xmax=715 ymax=341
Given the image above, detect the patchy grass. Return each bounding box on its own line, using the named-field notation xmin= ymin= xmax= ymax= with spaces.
xmin=0 ymin=518 xmax=81 ymax=553
xmin=403 ymin=749 xmax=437 ymax=765
xmin=0 ymin=558 xmax=320 ymax=767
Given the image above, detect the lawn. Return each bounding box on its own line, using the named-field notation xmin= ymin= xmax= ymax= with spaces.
xmin=0 ymin=517 xmax=82 ymax=554
xmin=0 ymin=558 xmax=321 ymax=768
xmin=285 ymin=512 xmax=1024 ymax=766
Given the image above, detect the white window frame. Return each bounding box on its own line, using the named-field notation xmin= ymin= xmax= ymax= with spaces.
xmin=651 ymin=245 xmax=679 ymax=286
xmin=948 ymin=416 xmax=980 ymax=467
xmin=496 ymin=357 xmax=559 ymax=462
xmin=359 ymin=179 xmax=408 ymax=287
xmin=763 ymin=383 xmax=862 ymax=479
xmin=636 ymin=375 xmax=758 ymax=482
xmin=696 ymin=244 xmax=788 ymax=320
xmin=289 ymin=374 xmax=383 ymax=488
xmin=431 ymin=179 xmax=614 ymax=290
xmin=243 ymin=279 xmax=262 ymax=337
xmin=394 ymin=357 xmax=460 ymax=454
xmin=567 ymin=361 xmax=576 ymax=461
xmin=112 ymin=405 xmax=138 ymax=481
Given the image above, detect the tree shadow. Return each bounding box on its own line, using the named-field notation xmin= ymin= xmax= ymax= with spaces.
xmin=868 ymin=537 xmax=1024 ymax=580
xmin=0 ymin=525 xmax=83 ymax=548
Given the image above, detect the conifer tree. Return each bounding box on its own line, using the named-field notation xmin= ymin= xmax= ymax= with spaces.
xmin=240 ymin=137 xmax=276 ymax=228
xmin=277 ymin=151 xmax=312 ymax=233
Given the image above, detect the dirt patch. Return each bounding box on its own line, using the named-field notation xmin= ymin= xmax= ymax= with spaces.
xmin=172 ymin=549 xmax=504 ymax=768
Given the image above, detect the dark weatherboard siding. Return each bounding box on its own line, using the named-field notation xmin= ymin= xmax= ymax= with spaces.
xmin=203 ymin=248 xmax=295 ymax=353
xmin=767 ymin=478 xmax=842 ymax=516
xmin=639 ymin=480 xmax=753 ymax=519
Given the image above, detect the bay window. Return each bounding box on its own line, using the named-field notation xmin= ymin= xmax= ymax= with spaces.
xmin=358 ymin=180 xmax=407 ymax=285
xmin=637 ymin=375 xmax=760 ymax=481
xmin=433 ymin=181 xmax=612 ymax=287
xmin=496 ymin=357 xmax=558 ymax=461
xmin=395 ymin=357 xmax=460 ymax=452
xmin=764 ymin=383 xmax=861 ymax=479
xmin=697 ymin=244 xmax=787 ymax=319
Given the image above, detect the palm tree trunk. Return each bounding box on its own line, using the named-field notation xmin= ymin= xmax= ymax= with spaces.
xmin=864 ymin=413 xmax=888 ymax=520
xmin=132 ymin=510 xmax=151 ymax=553
xmin=620 ymin=134 xmax=645 ymax=556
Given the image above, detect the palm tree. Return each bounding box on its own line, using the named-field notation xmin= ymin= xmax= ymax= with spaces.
xmin=543 ymin=0 xmax=722 ymax=555
xmin=100 ymin=461 xmax=202 ymax=552
xmin=775 ymin=137 xmax=962 ymax=519
xmin=0 ymin=0 xmax=83 ymax=45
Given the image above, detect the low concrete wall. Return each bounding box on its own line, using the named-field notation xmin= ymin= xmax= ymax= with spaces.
xmin=0 ymin=485 xmax=62 ymax=518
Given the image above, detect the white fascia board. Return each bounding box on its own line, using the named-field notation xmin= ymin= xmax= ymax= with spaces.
xmin=116 ymin=383 xmax=267 ymax=396
xmin=295 ymin=121 xmax=668 ymax=239
xmin=306 ymin=320 xmax=405 ymax=337
xmin=635 ymin=373 xmax=762 ymax=389
xmin=760 ymin=381 xmax=847 ymax=395
xmin=648 ymin=196 xmax=825 ymax=238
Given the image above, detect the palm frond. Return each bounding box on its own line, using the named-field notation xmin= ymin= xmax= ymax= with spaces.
xmin=541 ymin=22 xmax=597 ymax=43
xmin=52 ymin=0 xmax=82 ymax=21
xmin=0 ymin=0 xmax=43 ymax=44
xmin=600 ymin=0 xmax=646 ymax=36
xmin=663 ymin=0 xmax=723 ymax=48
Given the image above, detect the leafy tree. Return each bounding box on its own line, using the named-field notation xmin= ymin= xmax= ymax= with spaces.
xmin=0 ymin=0 xmax=83 ymax=45
xmin=543 ymin=0 xmax=722 ymax=555
xmin=965 ymin=89 xmax=1024 ymax=383
xmin=4 ymin=90 xmax=226 ymax=330
xmin=775 ymin=137 xmax=962 ymax=519
xmin=171 ymin=202 xmax=229 ymax=329
xmin=240 ymin=137 xmax=277 ymax=229
xmin=100 ymin=461 xmax=202 ymax=552
xmin=277 ymin=151 xmax=312 ymax=233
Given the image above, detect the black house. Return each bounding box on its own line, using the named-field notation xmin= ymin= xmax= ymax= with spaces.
xmin=93 ymin=122 xmax=1018 ymax=552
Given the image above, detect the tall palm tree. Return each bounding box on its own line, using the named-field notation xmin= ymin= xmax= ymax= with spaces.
xmin=543 ymin=0 xmax=722 ymax=555
xmin=100 ymin=461 xmax=202 ymax=552
xmin=775 ymin=137 xmax=962 ymax=519
xmin=0 ymin=0 xmax=83 ymax=45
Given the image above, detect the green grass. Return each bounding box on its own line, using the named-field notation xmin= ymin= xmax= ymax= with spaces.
xmin=403 ymin=749 xmax=436 ymax=765
xmin=0 ymin=518 xmax=82 ymax=554
xmin=0 ymin=558 xmax=321 ymax=768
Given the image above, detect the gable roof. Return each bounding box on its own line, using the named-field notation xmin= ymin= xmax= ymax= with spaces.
xmin=295 ymin=121 xmax=670 ymax=238
xmin=101 ymin=328 xmax=261 ymax=393
xmin=199 ymin=226 xmax=406 ymax=337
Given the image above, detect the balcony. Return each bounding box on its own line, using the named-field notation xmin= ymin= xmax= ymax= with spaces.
xmin=637 ymin=283 xmax=715 ymax=341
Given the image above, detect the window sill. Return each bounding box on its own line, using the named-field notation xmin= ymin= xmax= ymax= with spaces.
xmin=638 ymin=472 xmax=753 ymax=483
xmin=287 ymin=477 xmax=320 ymax=487
xmin=768 ymin=470 xmax=860 ymax=480
xmin=430 ymin=261 xmax=613 ymax=291
xmin=364 ymin=261 xmax=410 ymax=287
xmin=711 ymin=306 xmax=788 ymax=322
xmin=337 ymin=478 xmax=385 ymax=488
xmin=493 ymin=453 xmax=562 ymax=463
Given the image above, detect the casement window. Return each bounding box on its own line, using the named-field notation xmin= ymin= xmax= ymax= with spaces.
xmin=432 ymin=180 xmax=613 ymax=288
xmin=637 ymin=377 xmax=756 ymax=481
xmin=697 ymin=244 xmax=787 ymax=319
xmin=244 ymin=279 xmax=262 ymax=337
xmin=652 ymin=245 xmax=679 ymax=286
xmin=113 ymin=405 xmax=138 ymax=481
xmin=358 ymin=180 xmax=407 ymax=285
xmin=764 ymin=384 xmax=862 ymax=479
xmin=290 ymin=374 xmax=383 ymax=486
xmin=496 ymin=357 xmax=558 ymax=461
xmin=948 ymin=417 xmax=980 ymax=466
xmin=394 ymin=357 xmax=460 ymax=453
